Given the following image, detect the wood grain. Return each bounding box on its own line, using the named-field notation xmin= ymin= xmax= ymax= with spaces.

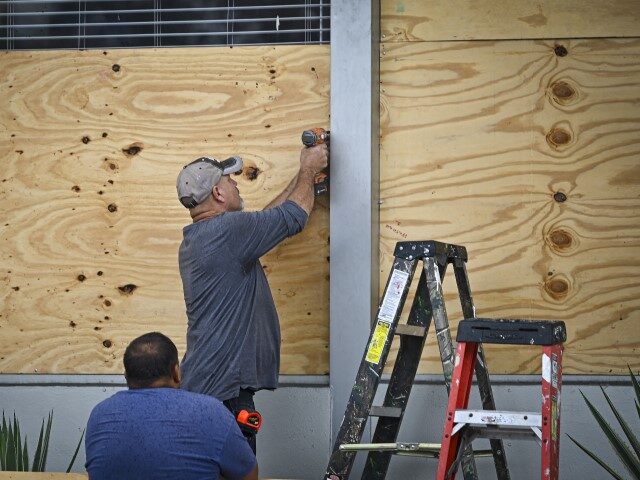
xmin=382 ymin=0 xmax=640 ymax=42
xmin=380 ymin=39 xmax=640 ymax=374
xmin=0 ymin=46 xmax=330 ymax=374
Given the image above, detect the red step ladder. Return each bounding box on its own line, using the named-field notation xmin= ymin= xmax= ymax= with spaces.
xmin=437 ymin=318 xmax=566 ymax=480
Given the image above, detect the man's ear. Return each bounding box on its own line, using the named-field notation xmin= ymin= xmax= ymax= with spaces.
xmin=212 ymin=185 xmax=224 ymax=203
xmin=172 ymin=363 xmax=181 ymax=387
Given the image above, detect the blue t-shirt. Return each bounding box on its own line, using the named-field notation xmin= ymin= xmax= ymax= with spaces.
xmin=85 ymin=388 xmax=256 ymax=480
xmin=179 ymin=201 xmax=308 ymax=401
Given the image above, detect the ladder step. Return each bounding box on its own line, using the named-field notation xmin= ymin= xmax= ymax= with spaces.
xmin=457 ymin=318 xmax=566 ymax=345
xmin=370 ymin=406 xmax=403 ymax=418
xmin=453 ymin=410 xmax=541 ymax=428
xmin=339 ymin=442 xmax=441 ymax=456
xmin=464 ymin=426 xmax=542 ymax=442
xmin=394 ymin=324 xmax=427 ymax=337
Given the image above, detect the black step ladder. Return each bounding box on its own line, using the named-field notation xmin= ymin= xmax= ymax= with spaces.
xmin=324 ymin=241 xmax=510 ymax=480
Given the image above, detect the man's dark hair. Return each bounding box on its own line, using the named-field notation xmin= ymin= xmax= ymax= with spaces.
xmin=123 ymin=332 xmax=179 ymax=389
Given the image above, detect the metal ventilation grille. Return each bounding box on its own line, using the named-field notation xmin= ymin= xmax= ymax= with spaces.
xmin=0 ymin=0 xmax=330 ymax=50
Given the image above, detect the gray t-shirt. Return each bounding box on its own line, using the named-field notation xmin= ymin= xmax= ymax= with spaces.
xmin=178 ymin=200 xmax=308 ymax=401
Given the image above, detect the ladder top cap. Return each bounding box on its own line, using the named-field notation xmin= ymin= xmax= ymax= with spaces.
xmin=457 ymin=318 xmax=566 ymax=345
xmin=394 ymin=241 xmax=468 ymax=261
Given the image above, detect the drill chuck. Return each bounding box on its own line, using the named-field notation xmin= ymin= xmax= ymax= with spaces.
xmin=301 ymin=128 xmax=329 ymax=147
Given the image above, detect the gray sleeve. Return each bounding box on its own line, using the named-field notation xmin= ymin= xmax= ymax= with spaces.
xmin=226 ymin=200 xmax=308 ymax=263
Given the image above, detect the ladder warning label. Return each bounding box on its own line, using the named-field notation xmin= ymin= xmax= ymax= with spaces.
xmin=377 ymin=269 xmax=410 ymax=324
xmin=365 ymin=321 xmax=390 ymax=364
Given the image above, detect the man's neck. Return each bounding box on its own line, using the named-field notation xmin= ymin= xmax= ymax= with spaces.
xmin=191 ymin=210 xmax=222 ymax=223
xmin=129 ymin=378 xmax=179 ymax=389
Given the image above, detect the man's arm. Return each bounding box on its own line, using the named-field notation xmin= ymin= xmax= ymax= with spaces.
xmin=220 ymin=464 xmax=258 ymax=480
xmin=263 ymin=144 xmax=328 ymax=213
xmin=241 ymin=465 xmax=259 ymax=480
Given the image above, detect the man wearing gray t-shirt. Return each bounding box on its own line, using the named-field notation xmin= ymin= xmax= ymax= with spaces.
xmin=176 ymin=144 xmax=328 ymax=452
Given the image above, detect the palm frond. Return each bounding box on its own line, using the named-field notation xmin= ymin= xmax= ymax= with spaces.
xmin=31 ymin=418 xmax=46 ymax=472
xmin=630 ymin=367 xmax=640 ymax=404
xmin=567 ymin=434 xmax=626 ymax=480
xmin=65 ymin=429 xmax=85 ymax=473
xmin=37 ymin=412 xmax=53 ymax=472
xmin=580 ymin=390 xmax=640 ymax=478
xmin=1 ymin=410 xmax=80 ymax=473
xmin=0 ymin=413 xmax=6 ymax=470
xmin=601 ymin=386 xmax=640 ymax=460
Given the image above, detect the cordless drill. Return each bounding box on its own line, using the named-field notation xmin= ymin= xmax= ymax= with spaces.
xmin=301 ymin=127 xmax=329 ymax=196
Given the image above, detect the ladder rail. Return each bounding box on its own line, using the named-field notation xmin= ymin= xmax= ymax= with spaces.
xmin=325 ymin=256 xmax=419 ymax=479
xmin=362 ymin=269 xmax=432 ymax=479
xmin=425 ymin=258 xmax=479 ymax=480
xmin=453 ymin=259 xmax=511 ymax=480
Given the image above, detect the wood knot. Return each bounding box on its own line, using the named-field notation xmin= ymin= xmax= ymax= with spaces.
xmin=102 ymin=339 xmax=113 ymax=348
xmin=544 ymin=276 xmax=570 ymax=300
xmin=107 ymin=203 xmax=118 ymax=213
xmin=546 ymin=225 xmax=579 ymax=254
xmin=553 ymin=191 xmax=567 ymax=203
xmin=103 ymin=299 xmax=112 ymax=307
xmin=546 ymin=128 xmax=572 ymax=148
xmin=77 ymin=274 xmax=86 ymax=282
xmin=122 ymin=143 xmax=143 ymax=157
xmin=118 ymin=284 xmax=137 ymax=295
xmin=245 ymin=166 xmax=261 ymax=181
xmin=102 ymin=132 xmax=108 ymax=138
xmin=71 ymin=185 xmax=81 ymax=192
xmin=111 ymin=64 xmax=120 ymax=72
xmin=548 ymin=80 xmax=580 ymax=107
xmin=82 ymin=136 xmax=91 ymax=144
xmin=554 ymin=45 xmax=568 ymax=57
xmin=548 ymin=229 xmax=572 ymax=249
xmin=551 ymin=81 xmax=575 ymax=100
xmin=69 ymin=321 xmax=76 ymax=328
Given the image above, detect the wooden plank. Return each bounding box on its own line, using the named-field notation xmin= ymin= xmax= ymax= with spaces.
xmin=0 ymin=46 xmax=330 ymax=374
xmin=380 ymin=38 xmax=640 ymax=374
xmin=382 ymin=0 xmax=640 ymax=42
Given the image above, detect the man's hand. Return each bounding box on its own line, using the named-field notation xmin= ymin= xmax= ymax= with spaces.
xmin=263 ymin=143 xmax=329 ymax=211
xmin=300 ymin=143 xmax=328 ymax=174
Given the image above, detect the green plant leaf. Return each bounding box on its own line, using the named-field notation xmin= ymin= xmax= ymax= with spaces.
xmin=581 ymin=390 xmax=640 ymax=478
xmin=21 ymin=442 xmax=28 ymax=473
xmin=0 ymin=412 xmax=7 ymax=470
xmin=567 ymin=434 xmax=627 ymax=480
xmin=5 ymin=415 xmax=16 ymax=471
xmin=31 ymin=417 xmax=46 ymax=472
xmin=14 ymin=416 xmax=23 ymax=472
xmin=38 ymin=412 xmax=53 ymax=472
xmin=601 ymin=386 xmax=640 ymax=460
xmin=66 ymin=429 xmax=85 ymax=473
xmin=630 ymin=367 xmax=640 ymax=405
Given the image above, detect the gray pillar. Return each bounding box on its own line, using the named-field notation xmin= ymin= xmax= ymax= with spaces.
xmin=329 ymin=0 xmax=380 ymax=444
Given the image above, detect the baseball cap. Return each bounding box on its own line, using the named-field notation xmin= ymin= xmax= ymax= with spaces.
xmin=177 ymin=156 xmax=243 ymax=208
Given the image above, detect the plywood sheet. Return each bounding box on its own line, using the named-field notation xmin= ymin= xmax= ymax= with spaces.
xmin=0 ymin=46 xmax=330 ymax=374
xmin=380 ymin=39 xmax=640 ymax=374
xmin=382 ymin=0 xmax=640 ymax=42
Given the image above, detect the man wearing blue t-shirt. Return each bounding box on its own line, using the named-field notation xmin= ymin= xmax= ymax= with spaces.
xmin=85 ymin=332 xmax=257 ymax=480
xmin=176 ymin=144 xmax=328 ymax=452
